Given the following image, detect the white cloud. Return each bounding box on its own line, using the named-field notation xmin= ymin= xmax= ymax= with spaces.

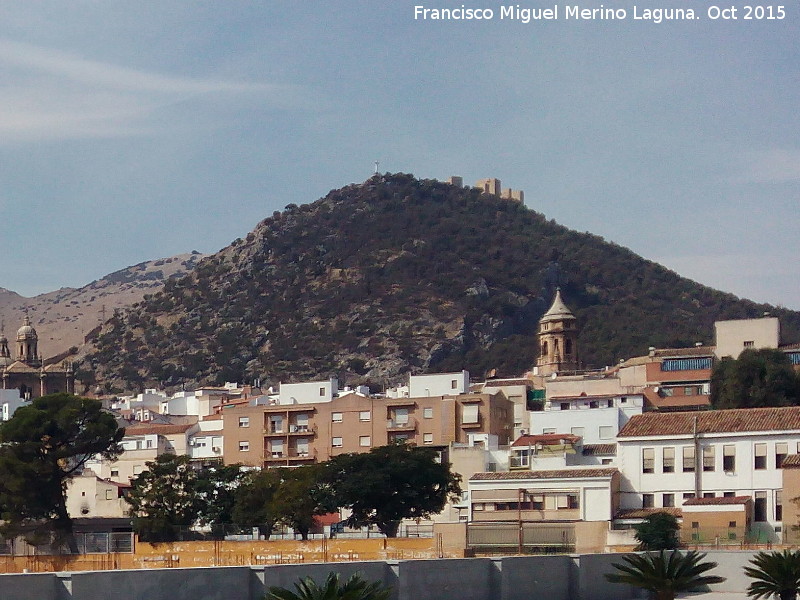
xmin=0 ymin=39 xmax=290 ymax=142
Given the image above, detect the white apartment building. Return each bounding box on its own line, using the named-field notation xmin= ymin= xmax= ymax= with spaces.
xmin=616 ymin=407 xmax=800 ymax=542
xmin=531 ymin=393 xmax=644 ymax=446
xmin=278 ymin=377 xmax=338 ymax=405
xmin=188 ymin=416 xmax=224 ymax=461
xmin=408 ymin=371 xmax=469 ymax=397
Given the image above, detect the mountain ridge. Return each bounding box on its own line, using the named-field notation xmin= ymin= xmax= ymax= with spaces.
xmin=79 ymin=173 xmax=800 ymax=392
xmin=0 ymin=253 xmax=204 ymax=359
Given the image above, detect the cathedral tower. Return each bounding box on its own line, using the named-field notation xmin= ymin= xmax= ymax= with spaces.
xmin=16 ymin=316 xmax=41 ymax=367
xmin=537 ymin=288 xmax=578 ymax=376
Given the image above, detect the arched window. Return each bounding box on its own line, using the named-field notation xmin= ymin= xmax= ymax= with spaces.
xmin=565 ymin=339 xmax=572 ymax=355
xmin=541 ymin=341 xmax=548 ymax=356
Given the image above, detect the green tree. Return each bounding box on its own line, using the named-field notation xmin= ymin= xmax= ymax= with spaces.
xmin=232 ymin=468 xmax=283 ymax=538
xmin=271 ymin=465 xmax=334 ymax=541
xmin=323 ymin=443 xmax=461 ymax=538
xmin=0 ymin=393 xmax=124 ymax=553
xmin=605 ymin=550 xmax=725 ymax=600
xmin=634 ymin=512 xmax=680 ymax=550
xmin=266 ymin=572 xmax=391 ymax=600
xmin=745 ymin=549 xmax=800 ymax=600
xmin=193 ymin=463 xmax=247 ymax=531
xmin=711 ymin=349 xmax=800 ymax=409
xmin=126 ymin=454 xmax=200 ymax=542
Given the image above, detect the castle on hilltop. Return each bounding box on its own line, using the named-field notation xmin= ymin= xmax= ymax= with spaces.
xmin=447 ymin=176 xmax=525 ymax=204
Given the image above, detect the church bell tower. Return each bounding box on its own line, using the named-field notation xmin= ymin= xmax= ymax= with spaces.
xmin=537 ymin=288 xmax=578 ymax=376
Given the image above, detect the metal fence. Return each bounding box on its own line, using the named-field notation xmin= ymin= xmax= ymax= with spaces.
xmin=0 ymin=532 xmax=134 ymax=556
xmin=467 ymin=521 xmax=576 ymax=555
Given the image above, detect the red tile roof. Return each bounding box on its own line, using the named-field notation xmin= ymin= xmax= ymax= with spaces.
xmin=653 ymin=346 xmax=715 ymax=358
xmin=683 ymin=496 xmax=750 ymax=506
xmin=582 ymin=444 xmax=617 ymax=456
xmin=781 ymin=455 xmax=800 ymax=469
xmin=124 ymin=423 xmax=193 ymax=436
xmin=615 ymin=508 xmax=682 ymax=519
xmin=618 ymin=406 xmax=800 ymax=438
xmin=470 ymin=468 xmax=617 ymax=481
xmin=512 ymin=433 xmax=581 ymax=447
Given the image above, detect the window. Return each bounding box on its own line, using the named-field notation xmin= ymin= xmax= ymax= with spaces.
xmin=642 ymin=448 xmax=655 ymax=474
xmin=744 ymin=341 xmax=755 ymax=348
xmin=394 ymin=408 xmax=410 ymax=424
xmin=560 ymin=403 xmax=570 ymax=410
xmin=319 ymin=387 xmax=326 ymax=396
xmin=754 ymin=491 xmax=767 ymax=522
xmin=359 ymin=435 xmax=371 ymax=447
xmin=755 ymin=443 xmax=767 ymax=469
xmin=146 ymin=439 xmax=154 ymax=449
xmin=110 ymin=469 xmax=119 ymax=477
xmin=661 ymin=357 xmax=713 ymax=371
xmin=571 ymin=426 xmax=584 ymax=438
xmin=607 ymin=399 xmax=614 ymax=408
xmin=589 ymin=401 xmax=599 ymax=409
xmin=703 ymin=446 xmax=715 ymax=472
xmin=359 ymin=411 xmax=371 ymax=422
xmin=776 ymin=491 xmax=783 ymax=521
xmin=332 ymin=437 xmax=343 ymax=447
xmin=542 ymin=428 xmax=556 ymax=434
xmin=684 ymin=386 xmax=695 ymax=396
xmin=642 ymin=494 xmax=654 ymax=508
xmin=729 ymin=521 xmax=737 ymax=528
xmin=462 ymin=405 xmax=479 ymax=424
xmin=332 ymin=412 xmax=343 ymax=423
xmin=599 ymin=426 xmax=614 ymax=440
xmin=723 ymin=491 xmax=735 ymax=498
xmin=723 ymin=445 xmax=736 ymax=471
xmin=662 ymin=447 xmax=675 ymax=473
xmin=105 ymin=489 xmax=114 ymax=500
xmin=238 ymin=416 xmax=250 ymax=428
xmin=270 ymin=440 xmax=283 ymax=457
xmin=423 ymin=407 xmax=433 ymax=419
xmin=473 ymin=503 xmax=485 ymax=512
xmin=451 ymin=379 xmax=458 ymax=389
xmin=269 ymin=415 xmax=283 ymax=433
xmin=423 ymin=433 xmax=434 ymax=444
xmin=238 ymin=441 xmax=249 ymax=452
xmin=683 ymin=493 xmax=696 ymax=501
xmin=682 ymin=446 xmax=695 ymax=472
xmin=703 ymin=492 xmax=715 ymax=499
xmin=663 ymin=493 xmax=675 ymax=508
xmin=776 ymin=442 xmax=788 ymax=468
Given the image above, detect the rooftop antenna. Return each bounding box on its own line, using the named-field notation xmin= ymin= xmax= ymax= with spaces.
xmin=374 ymin=160 xmax=380 ymax=175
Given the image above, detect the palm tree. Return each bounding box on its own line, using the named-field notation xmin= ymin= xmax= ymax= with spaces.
xmin=605 ymin=550 xmax=726 ymax=600
xmin=745 ymin=549 xmax=800 ymax=600
xmin=266 ymin=572 xmax=391 ymax=600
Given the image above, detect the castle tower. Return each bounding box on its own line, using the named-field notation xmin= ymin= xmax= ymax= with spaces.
xmin=16 ymin=316 xmax=41 ymax=367
xmin=537 ymin=288 xmax=578 ymax=376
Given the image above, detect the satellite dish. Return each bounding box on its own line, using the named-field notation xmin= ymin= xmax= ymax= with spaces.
xmin=551 ymin=373 xmax=557 ymax=379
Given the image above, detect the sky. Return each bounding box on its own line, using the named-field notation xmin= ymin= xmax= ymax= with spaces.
xmin=0 ymin=1 xmax=798 ymax=310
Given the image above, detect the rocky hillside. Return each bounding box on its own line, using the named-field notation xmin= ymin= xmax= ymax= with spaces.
xmin=0 ymin=253 xmax=203 ymax=360
xmin=83 ymin=174 xmax=800 ymax=392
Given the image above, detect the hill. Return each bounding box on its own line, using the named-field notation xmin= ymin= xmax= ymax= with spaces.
xmin=1 ymin=253 xmax=203 ymax=361
xmin=82 ymin=173 xmax=800 ymax=392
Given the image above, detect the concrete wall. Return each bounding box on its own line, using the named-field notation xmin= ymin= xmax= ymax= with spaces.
xmin=0 ymin=551 xmax=756 ymax=600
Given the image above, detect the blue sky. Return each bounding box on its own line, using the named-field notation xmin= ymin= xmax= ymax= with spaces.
xmin=1 ymin=2 xmax=798 ymax=310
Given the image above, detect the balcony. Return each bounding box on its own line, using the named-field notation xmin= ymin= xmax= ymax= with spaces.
xmin=287 ymin=424 xmax=316 ymax=435
xmin=387 ymin=417 xmax=417 ymax=431
xmin=264 ymin=428 xmax=286 ymax=436
xmin=263 ymin=448 xmax=317 ymax=463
